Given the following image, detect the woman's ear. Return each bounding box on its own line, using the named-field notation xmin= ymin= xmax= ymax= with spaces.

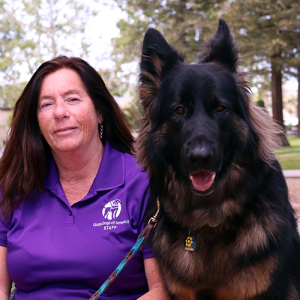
xmin=98 ymin=112 xmax=103 ymax=124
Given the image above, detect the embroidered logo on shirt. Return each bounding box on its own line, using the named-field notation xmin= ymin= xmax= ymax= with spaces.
xmin=93 ymin=199 xmax=129 ymax=230
xmin=102 ymin=199 xmax=121 ymax=220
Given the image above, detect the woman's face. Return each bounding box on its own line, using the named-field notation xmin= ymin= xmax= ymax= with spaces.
xmin=37 ymin=68 xmax=102 ymax=157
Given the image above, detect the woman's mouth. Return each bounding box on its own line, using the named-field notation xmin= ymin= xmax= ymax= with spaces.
xmin=54 ymin=127 xmax=76 ymax=135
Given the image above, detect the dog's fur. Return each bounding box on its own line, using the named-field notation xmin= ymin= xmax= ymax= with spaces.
xmin=137 ymin=19 xmax=300 ymax=300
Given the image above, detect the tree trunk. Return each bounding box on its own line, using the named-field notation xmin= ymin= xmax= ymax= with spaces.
xmin=297 ymin=67 xmax=300 ymax=138
xmin=271 ymin=56 xmax=290 ymax=146
xmin=175 ymin=0 xmax=187 ymax=43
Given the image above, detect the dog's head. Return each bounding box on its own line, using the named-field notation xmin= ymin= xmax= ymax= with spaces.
xmin=137 ymin=19 xmax=279 ymax=208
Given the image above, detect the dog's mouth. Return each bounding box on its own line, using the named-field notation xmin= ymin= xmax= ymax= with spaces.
xmin=189 ymin=170 xmax=216 ymax=193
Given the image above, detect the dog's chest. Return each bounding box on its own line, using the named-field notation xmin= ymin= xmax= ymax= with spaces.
xmin=152 ymin=226 xmax=277 ymax=299
xmin=152 ymin=227 xmax=226 ymax=282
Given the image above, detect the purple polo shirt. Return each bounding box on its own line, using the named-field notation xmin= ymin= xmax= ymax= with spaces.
xmin=0 ymin=143 xmax=153 ymax=299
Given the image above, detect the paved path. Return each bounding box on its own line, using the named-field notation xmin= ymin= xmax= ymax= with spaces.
xmin=284 ymin=172 xmax=300 ymax=230
xmin=283 ymin=169 xmax=300 ymax=178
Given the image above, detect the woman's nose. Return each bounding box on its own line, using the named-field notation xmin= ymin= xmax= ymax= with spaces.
xmin=53 ymin=100 xmax=69 ymax=120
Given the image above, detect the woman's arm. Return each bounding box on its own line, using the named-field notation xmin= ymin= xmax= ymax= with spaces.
xmin=0 ymin=246 xmax=11 ymax=300
xmin=138 ymin=257 xmax=170 ymax=300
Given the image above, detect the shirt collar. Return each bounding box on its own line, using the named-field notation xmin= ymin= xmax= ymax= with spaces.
xmin=44 ymin=142 xmax=125 ymax=192
xmin=93 ymin=142 xmax=125 ymax=191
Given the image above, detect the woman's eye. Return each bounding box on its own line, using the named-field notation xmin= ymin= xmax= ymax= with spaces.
xmin=174 ymin=106 xmax=185 ymax=115
xmin=39 ymin=102 xmax=52 ymax=109
xmin=216 ymin=105 xmax=226 ymax=113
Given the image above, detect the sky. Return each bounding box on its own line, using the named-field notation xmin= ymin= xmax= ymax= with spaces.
xmin=83 ymin=1 xmax=139 ymax=106
xmin=84 ymin=1 xmax=126 ymax=70
xmin=284 ymin=77 xmax=298 ymax=92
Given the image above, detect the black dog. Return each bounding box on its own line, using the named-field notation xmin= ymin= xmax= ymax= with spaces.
xmin=137 ymin=19 xmax=300 ymax=299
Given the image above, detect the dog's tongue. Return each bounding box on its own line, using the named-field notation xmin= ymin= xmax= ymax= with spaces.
xmin=189 ymin=171 xmax=216 ymax=191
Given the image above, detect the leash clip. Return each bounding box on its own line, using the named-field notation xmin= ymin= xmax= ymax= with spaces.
xmin=147 ymin=197 xmax=160 ymax=228
xmin=148 ymin=217 xmax=158 ymax=227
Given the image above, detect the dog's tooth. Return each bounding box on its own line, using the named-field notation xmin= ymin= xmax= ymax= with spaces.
xmin=212 ymin=174 xmax=216 ymax=180
xmin=189 ymin=175 xmax=193 ymax=180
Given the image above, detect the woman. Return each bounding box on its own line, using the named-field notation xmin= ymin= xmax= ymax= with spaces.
xmin=0 ymin=56 xmax=168 ymax=300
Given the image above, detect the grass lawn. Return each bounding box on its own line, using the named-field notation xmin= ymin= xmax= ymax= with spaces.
xmin=276 ymin=136 xmax=300 ymax=170
xmin=277 ymin=154 xmax=300 ymax=170
xmin=275 ymin=136 xmax=300 ymax=155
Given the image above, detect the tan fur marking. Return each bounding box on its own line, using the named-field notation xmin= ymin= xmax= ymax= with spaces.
xmin=138 ymin=72 xmax=161 ymax=100
xmin=234 ymin=71 xmax=282 ymax=166
xmin=172 ymin=247 xmax=204 ymax=279
xmin=228 ymin=162 xmax=245 ymax=189
xmin=217 ymin=162 xmax=245 ymax=195
xmin=287 ymin=285 xmax=299 ymax=300
xmin=233 ymin=219 xmax=268 ymax=255
xmin=217 ymin=256 xmax=277 ymax=299
xmin=249 ymin=101 xmax=281 ymax=165
xmin=221 ymin=199 xmax=243 ymax=218
xmin=151 ymin=53 xmax=163 ymax=75
xmin=233 ymin=115 xmax=250 ymax=144
xmin=262 ymin=205 xmax=282 ymax=239
xmin=167 ymin=280 xmax=196 ymax=300
xmin=139 ymin=86 xmax=154 ymax=101
xmin=153 ymin=230 xmax=171 ymax=256
xmin=136 ymin=132 xmax=150 ymax=170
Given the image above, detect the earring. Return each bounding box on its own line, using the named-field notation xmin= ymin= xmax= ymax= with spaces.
xmin=99 ymin=123 xmax=103 ymax=139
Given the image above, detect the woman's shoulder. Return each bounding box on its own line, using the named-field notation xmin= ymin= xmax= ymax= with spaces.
xmin=123 ymin=152 xmax=147 ymax=177
xmin=105 ymin=143 xmax=149 ymax=186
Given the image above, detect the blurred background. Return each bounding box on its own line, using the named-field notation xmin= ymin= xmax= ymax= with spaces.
xmin=0 ymin=0 xmax=299 ymax=152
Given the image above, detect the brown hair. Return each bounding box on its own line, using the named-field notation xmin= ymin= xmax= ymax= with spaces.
xmin=0 ymin=56 xmax=134 ymax=218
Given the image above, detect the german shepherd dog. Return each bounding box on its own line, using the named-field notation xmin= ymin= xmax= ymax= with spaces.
xmin=137 ymin=19 xmax=300 ymax=299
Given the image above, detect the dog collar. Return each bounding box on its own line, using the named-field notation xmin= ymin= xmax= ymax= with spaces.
xmin=208 ymin=219 xmax=222 ymax=227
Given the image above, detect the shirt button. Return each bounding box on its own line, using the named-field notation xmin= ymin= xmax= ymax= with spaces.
xmin=69 ymin=211 xmax=72 ymax=216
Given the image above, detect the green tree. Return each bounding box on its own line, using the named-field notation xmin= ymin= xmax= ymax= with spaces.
xmin=226 ymin=0 xmax=300 ymax=146
xmin=112 ymin=0 xmax=226 ymax=72
xmin=0 ymin=1 xmax=26 ymax=82
xmin=122 ymin=90 xmax=143 ymax=130
xmin=0 ymin=82 xmax=26 ymax=107
xmin=298 ymin=71 xmax=300 ymax=137
xmin=98 ymin=67 xmax=128 ymax=97
xmin=0 ymin=1 xmax=31 ymax=109
xmin=283 ymin=33 xmax=300 ymax=137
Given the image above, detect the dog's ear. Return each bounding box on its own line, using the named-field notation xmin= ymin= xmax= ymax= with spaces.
xmin=199 ymin=19 xmax=238 ymax=73
xmin=140 ymin=28 xmax=183 ymax=79
xmin=139 ymin=28 xmax=183 ymax=110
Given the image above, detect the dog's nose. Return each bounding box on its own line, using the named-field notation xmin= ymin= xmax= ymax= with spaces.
xmin=188 ymin=147 xmax=213 ymax=167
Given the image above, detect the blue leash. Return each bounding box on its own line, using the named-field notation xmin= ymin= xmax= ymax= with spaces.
xmin=90 ymin=198 xmax=160 ymax=300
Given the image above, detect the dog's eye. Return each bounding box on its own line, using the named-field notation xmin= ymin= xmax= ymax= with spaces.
xmin=174 ymin=106 xmax=185 ymax=115
xmin=216 ymin=105 xmax=226 ymax=113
